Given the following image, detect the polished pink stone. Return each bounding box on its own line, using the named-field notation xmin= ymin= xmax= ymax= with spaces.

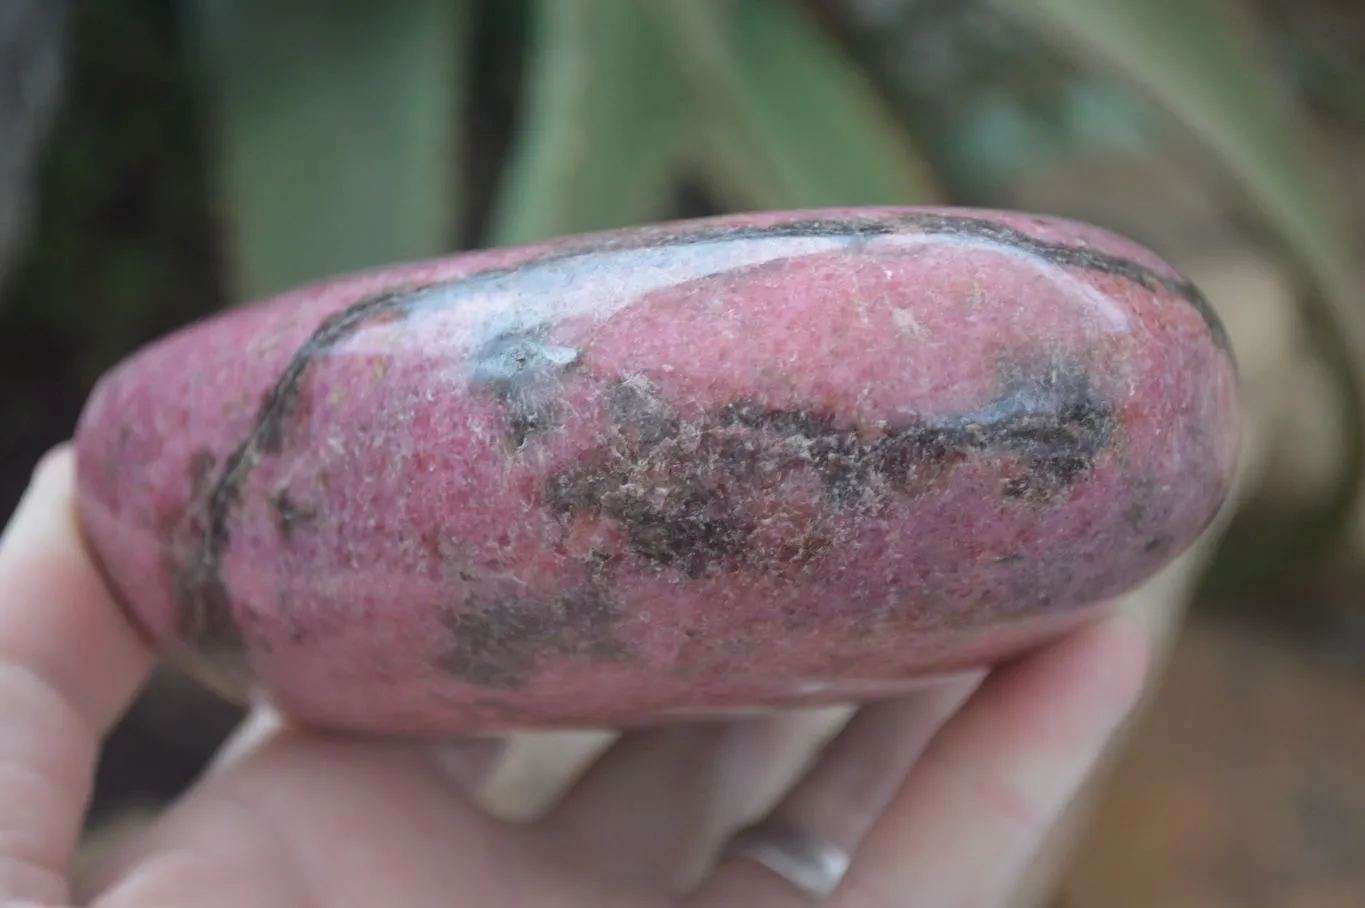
xmin=73 ymin=207 xmax=1239 ymax=736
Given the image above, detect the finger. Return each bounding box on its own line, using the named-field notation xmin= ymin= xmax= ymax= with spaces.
xmin=536 ymin=709 xmax=846 ymax=892
xmin=75 ymin=707 xmax=505 ymax=902
xmin=542 ymin=671 xmax=982 ymax=895
xmin=683 ymin=675 xmax=981 ymax=908
xmin=0 ymin=446 xmax=156 ymax=905
xmin=695 ymin=610 xmax=1147 ymax=908
xmin=80 ymin=728 xmax=529 ymax=908
xmin=852 ymin=611 xmax=1148 ymax=907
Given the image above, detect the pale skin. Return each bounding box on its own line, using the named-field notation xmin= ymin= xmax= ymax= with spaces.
xmin=0 ymin=446 xmax=1149 ymax=907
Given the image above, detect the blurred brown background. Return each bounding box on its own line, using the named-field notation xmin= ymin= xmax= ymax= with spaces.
xmin=3 ymin=1 xmax=1364 ymax=904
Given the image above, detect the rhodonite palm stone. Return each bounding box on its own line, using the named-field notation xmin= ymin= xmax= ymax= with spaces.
xmin=73 ymin=207 xmax=1239 ymax=735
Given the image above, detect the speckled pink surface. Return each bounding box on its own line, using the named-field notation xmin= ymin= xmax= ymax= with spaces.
xmin=73 ymin=207 xmax=1239 ymax=736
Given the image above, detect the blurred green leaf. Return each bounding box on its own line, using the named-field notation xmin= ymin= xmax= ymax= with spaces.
xmin=488 ymin=0 xmax=686 ymax=246
xmin=999 ymin=0 xmax=1365 ymax=586
xmin=184 ymin=0 xmax=474 ymax=300
xmin=997 ymin=0 xmax=1357 ymax=302
xmin=653 ymin=0 xmax=943 ymax=209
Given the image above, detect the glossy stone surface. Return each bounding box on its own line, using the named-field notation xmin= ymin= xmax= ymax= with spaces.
xmin=73 ymin=207 xmax=1239 ymax=736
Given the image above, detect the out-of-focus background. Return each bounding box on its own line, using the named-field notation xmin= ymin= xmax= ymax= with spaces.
xmin=3 ymin=0 xmax=1364 ymax=904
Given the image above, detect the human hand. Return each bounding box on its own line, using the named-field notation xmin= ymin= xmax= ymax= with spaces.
xmin=0 ymin=446 xmax=1148 ymax=907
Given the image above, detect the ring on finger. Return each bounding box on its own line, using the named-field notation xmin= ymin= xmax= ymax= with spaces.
xmin=721 ymin=818 xmax=851 ymax=902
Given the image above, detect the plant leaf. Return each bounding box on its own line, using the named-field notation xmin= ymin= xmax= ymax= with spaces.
xmin=996 ymin=0 xmax=1357 ymax=301
xmin=487 ymin=0 xmax=686 ymax=246
xmin=653 ymin=0 xmax=943 ymax=210
xmin=183 ymin=0 xmax=474 ymax=300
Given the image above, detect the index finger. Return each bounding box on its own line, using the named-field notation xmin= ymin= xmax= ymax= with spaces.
xmin=0 ymin=445 xmax=155 ymax=905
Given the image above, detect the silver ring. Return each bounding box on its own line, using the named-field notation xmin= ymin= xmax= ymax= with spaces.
xmin=723 ymin=819 xmax=851 ymax=902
